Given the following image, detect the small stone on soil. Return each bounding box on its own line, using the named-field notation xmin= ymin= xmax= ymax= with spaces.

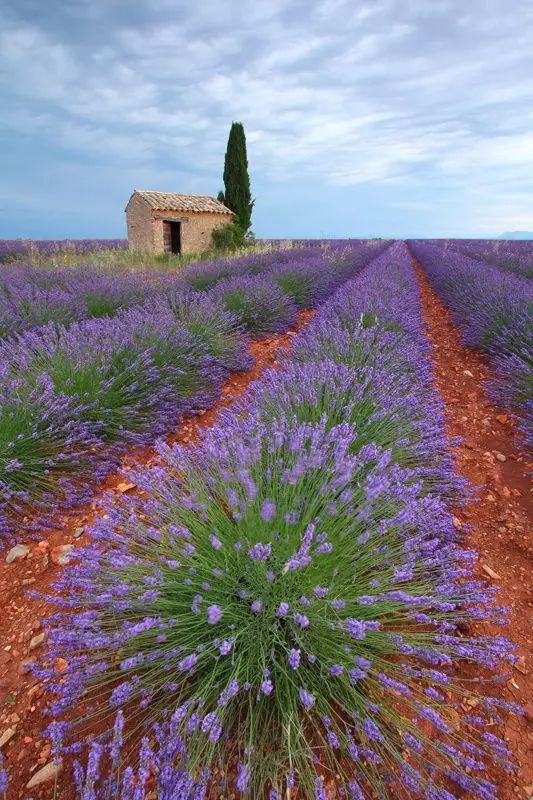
xmin=6 ymin=544 xmax=30 ymax=563
xmin=0 ymin=727 xmax=16 ymax=748
xmin=19 ymin=659 xmax=34 ymax=674
xmin=29 ymin=633 xmax=46 ymax=651
xmin=514 ymin=656 xmax=528 ymax=675
xmin=51 ymin=544 xmax=74 ymax=566
xmin=482 ymin=564 xmax=502 ymax=580
xmin=26 ymin=760 xmax=62 ymax=788
xmin=116 ymin=480 xmax=136 ymax=493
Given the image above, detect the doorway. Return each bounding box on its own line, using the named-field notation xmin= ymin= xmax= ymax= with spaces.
xmin=163 ymin=221 xmax=181 ymax=254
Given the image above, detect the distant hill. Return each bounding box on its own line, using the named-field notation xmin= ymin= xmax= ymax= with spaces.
xmin=499 ymin=231 xmax=533 ymax=239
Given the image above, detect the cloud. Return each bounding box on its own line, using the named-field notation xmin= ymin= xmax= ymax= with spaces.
xmin=0 ymin=0 xmax=532 ymax=236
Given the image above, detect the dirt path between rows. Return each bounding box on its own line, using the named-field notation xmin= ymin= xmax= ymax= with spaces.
xmin=414 ymin=260 xmax=532 ymax=800
xmin=0 ymin=310 xmax=314 ymax=799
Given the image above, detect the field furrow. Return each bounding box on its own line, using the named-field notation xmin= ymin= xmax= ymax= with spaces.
xmin=414 ymin=259 xmax=532 ymax=800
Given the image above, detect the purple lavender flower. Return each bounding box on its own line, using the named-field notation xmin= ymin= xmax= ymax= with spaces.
xmin=209 ymin=533 xmax=223 ymax=550
xmin=299 ymin=688 xmax=315 ymax=710
xmin=0 ymin=751 xmax=7 ymax=794
xmin=219 ymin=639 xmax=232 ymax=656
xmin=236 ymin=761 xmax=250 ymax=793
xmin=191 ymin=594 xmax=203 ymax=615
xmin=248 ymin=542 xmax=272 ymax=562
xmin=363 ymin=718 xmax=384 ymax=742
xmin=207 ymin=605 xmax=223 ymax=625
xmin=201 ymin=711 xmax=222 ymax=741
xmin=178 ymin=653 xmax=198 ymax=672
xmin=345 ymin=618 xmax=380 ymax=639
xmin=327 ymin=730 xmax=340 ymax=748
xmin=110 ymin=681 xmax=135 ymax=707
xmin=276 ymin=602 xmax=290 ymax=617
xmin=218 ymin=679 xmax=239 ymax=707
xmin=288 ymin=648 xmax=301 ymax=670
xmin=261 ymin=499 xmax=276 ymax=520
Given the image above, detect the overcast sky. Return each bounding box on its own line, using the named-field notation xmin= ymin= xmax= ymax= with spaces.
xmin=1 ymin=0 xmax=532 ymax=239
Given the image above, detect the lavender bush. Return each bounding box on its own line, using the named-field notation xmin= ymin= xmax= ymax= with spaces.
xmin=266 ymin=250 xmax=360 ymax=309
xmin=213 ymin=275 xmax=298 ymax=334
xmin=168 ymin=246 xmax=328 ymax=292
xmin=432 ymin=239 xmax=533 ymax=279
xmin=0 ymin=301 xmax=247 ymax=538
xmin=1 ymin=243 xmax=376 ymax=538
xmin=38 ymin=243 xmax=517 ymax=800
xmin=0 ymin=382 xmax=109 ymax=536
xmin=409 ymin=240 xmax=533 ymax=450
xmin=267 ymin=260 xmax=330 ymax=308
xmin=0 ymin=266 xmax=151 ymax=338
xmin=155 ymin=291 xmax=252 ymax=372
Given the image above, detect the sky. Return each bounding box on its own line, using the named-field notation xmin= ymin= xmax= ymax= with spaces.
xmin=1 ymin=0 xmax=533 ymax=240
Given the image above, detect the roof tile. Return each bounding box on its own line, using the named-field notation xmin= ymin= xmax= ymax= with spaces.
xmin=133 ymin=190 xmax=233 ymax=215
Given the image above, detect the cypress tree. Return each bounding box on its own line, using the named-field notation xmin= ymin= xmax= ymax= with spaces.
xmin=217 ymin=190 xmax=225 ymax=204
xmin=222 ymin=122 xmax=254 ymax=232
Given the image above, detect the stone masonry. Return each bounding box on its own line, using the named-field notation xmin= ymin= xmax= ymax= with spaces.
xmin=125 ymin=191 xmax=233 ymax=255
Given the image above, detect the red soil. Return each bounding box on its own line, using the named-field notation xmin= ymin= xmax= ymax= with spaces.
xmin=0 ymin=310 xmax=314 ymax=799
xmin=415 ymin=262 xmax=533 ymax=800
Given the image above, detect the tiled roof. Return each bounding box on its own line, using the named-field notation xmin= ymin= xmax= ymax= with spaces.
xmin=132 ymin=190 xmax=233 ymax=215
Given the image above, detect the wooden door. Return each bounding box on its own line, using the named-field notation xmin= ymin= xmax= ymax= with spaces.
xmin=163 ymin=221 xmax=172 ymax=253
xmin=170 ymin=221 xmax=181 ymax=254
xmin=162 ymin=221 xmax=181 ymax=254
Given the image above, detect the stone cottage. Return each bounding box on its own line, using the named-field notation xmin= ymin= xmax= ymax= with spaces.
xmin=125 ymin=190 xmax=233 ymax=254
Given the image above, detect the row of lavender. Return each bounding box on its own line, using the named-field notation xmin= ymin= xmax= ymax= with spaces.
xmin=409 ymin=240 xmax=532 ymax=450
xmin=0 ymin=242 xmax=384 ymax=541
xmin=0 ymin=239 xmax=128 ymax=262
xmin=39 ymin=242 xmax=516 ymax=800
xmin=0 ymin=238 xmax=127 ymax=262
xmin=0 ymin=242 xmax=385 ymax=338
xmin=422 ymin=239 xmax=533 ymax=279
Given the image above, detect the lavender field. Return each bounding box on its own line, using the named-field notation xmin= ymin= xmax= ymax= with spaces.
xmin=0 ymin=238 xmax=531 ymax=800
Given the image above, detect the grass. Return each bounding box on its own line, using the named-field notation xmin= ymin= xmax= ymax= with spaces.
xmin=2 ymin=241 xmax=304 ymax=275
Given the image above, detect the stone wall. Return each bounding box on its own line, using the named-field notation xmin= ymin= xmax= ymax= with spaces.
xmin=125 ymin=194 xmax=154 ymax=251
xmin=126 ymin=197 xmax=233 ymax=254
xmin=152 ymin=210 xmax=233 ymax=254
